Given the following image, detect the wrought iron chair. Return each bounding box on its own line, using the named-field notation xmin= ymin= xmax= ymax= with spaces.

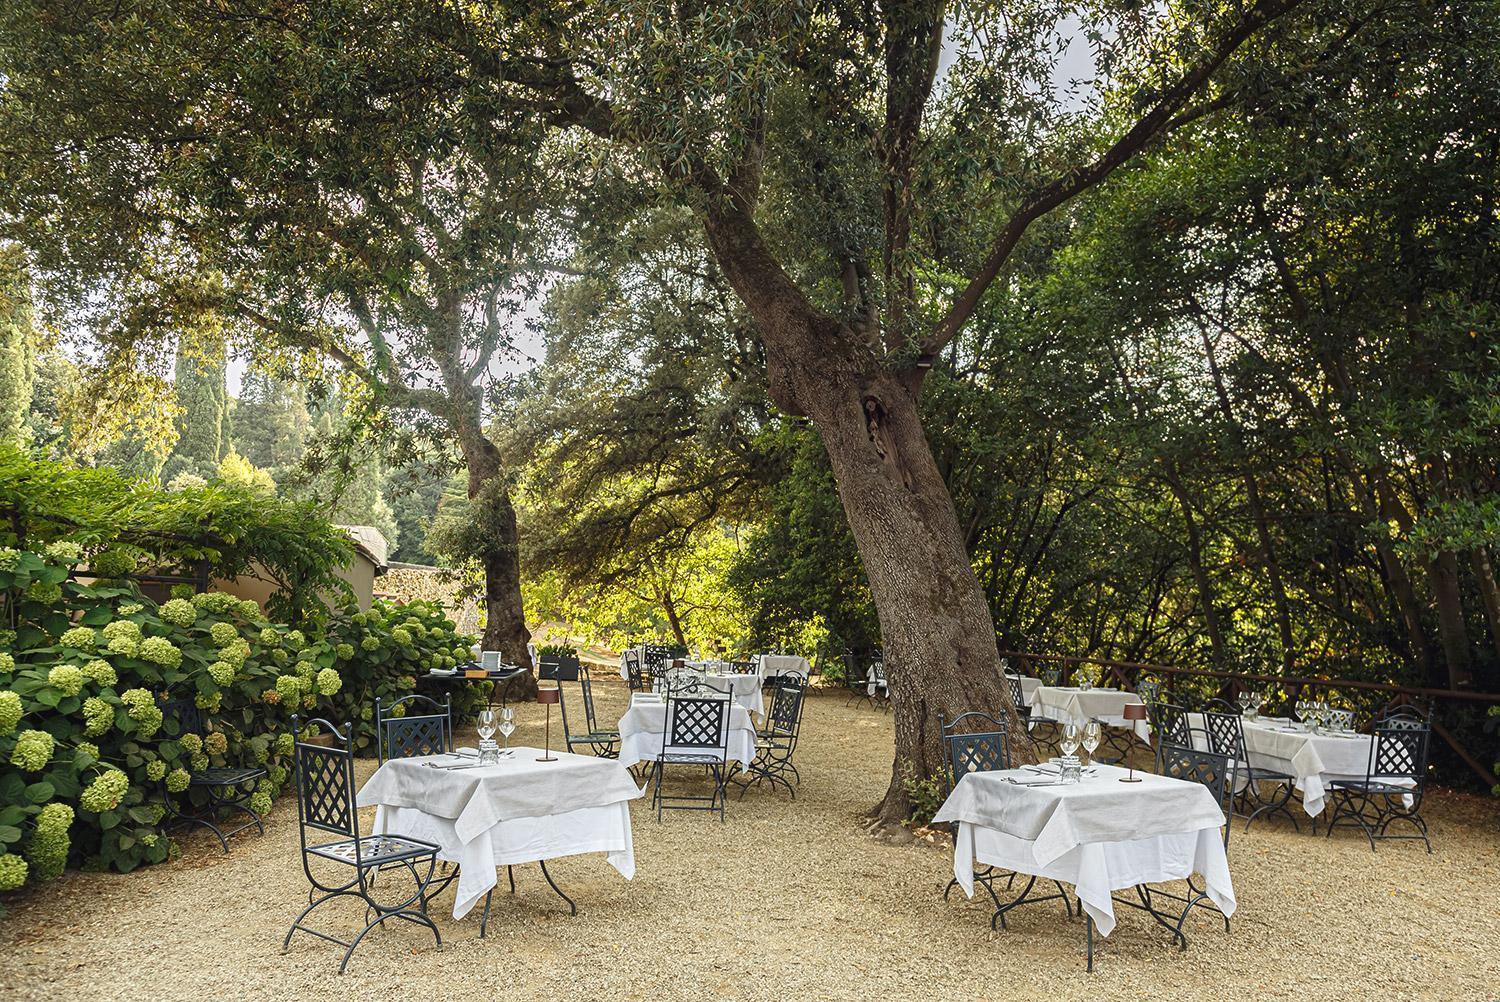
xmin=374 ymin=694 xmax=453 ymax=763
xmin=938 ymin=710 xmax=1073 ymax=927
xmin=1324 ymin=715 xmax=1432 ymax=852
xmin=623 ymin=648 xmax=645 ymax=691
xmin=733 ymin=679 xmax=805 ymax=798
xmin=1198 ymin=698 xmax=1299 ymax=832
xmin=1152 ymin=702 xmax=1201 ymax=772
xmin=642 ymin=644 xmax=675 ymax=690
xmin=281 ymin=717 xmax=442 ymax=973
xmin=1005 ymin=674 xmax=1030 ymax=720
xmin=867 ymin=658 xmax=890 ymax=711
xmin=841 ymin=652 xmax=873 ymax=707
xmin=1133 ymin=741 xmax=1234 ymax=938
xmin=156 ymin=697 xmax=266 ymax=853
xmin=560 ymin=666 xmax=621 ymax=758
xmin=651 ymin=693 xmax=732 ymax=821
xmin=727 ymin=660 xmax=759 ymax=675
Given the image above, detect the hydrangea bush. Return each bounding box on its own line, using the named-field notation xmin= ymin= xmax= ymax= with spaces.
xmin=0 ymin=547 xmax=480 ymax=905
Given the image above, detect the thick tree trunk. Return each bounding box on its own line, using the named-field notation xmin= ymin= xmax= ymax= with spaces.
xmin=806 ymin=371 xmax=1020 ymax=822
xmin=1471 ymin=547 xmax=1500 ymax=666
xmin=659 ymin=588 xmax=688 ymax=648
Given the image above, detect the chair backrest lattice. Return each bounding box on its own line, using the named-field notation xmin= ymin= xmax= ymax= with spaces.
xmin=1005 ymin=675 xmax=1028 ymax=714
xmin=662 ymin=696 xmax=731 ymax=756
xmin=766 ymin=681 xmax=806 ymax=740
xmin=375 ymin=695 xmax=452 ymax=763
xmin=292 ymin=718 xmax=357 ymax=841
xmin=623 ymin=649 xmax=645 ymax=691
xmin=948 ymin=731 xmax=1011 ymax=785
xmin=1199 ymin=700 xmax=1247 ymax=762
xmin=727 ymin=660 xmax=759 ymax=675
xmin=1160 ymin=741 xmax=1233 ymax=847
xmin=1370 ymin=720 xmax=1430 ymax=782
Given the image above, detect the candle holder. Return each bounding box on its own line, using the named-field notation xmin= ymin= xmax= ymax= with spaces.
xmin=1120 ymin=703 xmax=1148 ymax=782
xmin=537 ymin=686 xmax=560 ymax=762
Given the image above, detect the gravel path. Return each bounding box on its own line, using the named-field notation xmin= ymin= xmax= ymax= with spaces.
xmin=1 ymin=681 xmax=1497 ymax=1001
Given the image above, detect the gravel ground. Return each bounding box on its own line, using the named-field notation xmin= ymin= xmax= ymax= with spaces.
xmin=1 ymin=680 xmax=1497 ymax=1001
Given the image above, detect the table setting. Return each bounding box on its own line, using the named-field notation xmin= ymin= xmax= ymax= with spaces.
xmin=356 ymin=746 xmax=643 ymax=923
xmin=933 ymin=754 xmax=1234 ymax=969
xmin=616 ymin=694 xmax=759 ymax=768
xmin=1193 ymin=695 xmax=1410 ymax=817
xmin=1032 ymin=685 xmax=1151 ymax=740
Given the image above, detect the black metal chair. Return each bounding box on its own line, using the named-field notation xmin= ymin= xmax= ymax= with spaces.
xmin=842 ymin=652 xmax=872 ymax=708
xmin=374 ymin=694 xmax=453 ymax=764
xmin=726 ymin=660 xmax=759 ymax=675
xmin=623 ymin=648 xmax=645 ymax=691
xmin=1134 ymin=742 xmax=1234 ymax=938
xmin=1324 ymin=714 xmax=1432 ymax=852
xmin=868 ymin=658 xmax=891 ymax=711
xmin=156 ymin=697 xmax=266 ymax=853
xmin=642 ymin=644 xmax=674 ymax=690
xmin=651 ymin=693 xmax=732 ymax=821
xmin=938 ymin=710 xmax=1073 ymax=927
xmin=1152 ymin=702 xmax=1200 ymax=771
xmin=281 ymin=717 xmax=442 ymax=973
xmin=733 ymin=679 xmax=805 ymax=798
xmin=1198 ymin=699 xmax=1298 ymax=832
xmin=560 ymin=666 xmax=621 ymax=758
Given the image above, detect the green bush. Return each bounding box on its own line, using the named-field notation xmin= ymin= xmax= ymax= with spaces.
xmin=0 ymin=549 xmax=476 ymax=902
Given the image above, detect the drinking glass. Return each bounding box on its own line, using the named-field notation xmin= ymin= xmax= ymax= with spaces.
xmin=1294 ymin=698 xmax=1309 ymax=728
xmin=1060 ymin=722 xmax=1081 ymax=758
xmin=1236 ymin=692 xmax=1252 ymax=715
xmin=477 ymin=709 xmax=496 ymax=743
xmin=498 ymin=707 xmax=516 ymax=755
xmin=1081 ymin=720 xmax=1102 ymax=767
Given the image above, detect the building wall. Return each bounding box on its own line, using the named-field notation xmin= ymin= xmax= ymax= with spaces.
xmin=213 ymin=553 xmax=379 ymax=613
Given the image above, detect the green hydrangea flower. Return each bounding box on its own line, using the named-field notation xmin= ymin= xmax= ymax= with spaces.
xmin=80 ymin=659 xmax=117 ymax=687
xmin=209 ymin=622 xmax=238 ymax=647
xmin=81 ymin=697 xmax=113 ymax=736
xmin=141 ymin=833 xmax=160 ymax=849
xmin=285 ymin=630 xmax=305 ymax=650
xmin=193 ymin=592 xmax=241 ymax=614
xmin=219 ymin=639 xmax=250 ymax=668
xmin=296 ymin=648 xmax=316 ymax=664
xmin=102 ymin=620 xmax=140 ymax=646
xmin=0 ymin=853 xmax=27 ymax=891
xmin=335 ymin=643 xmax=354 ymax=660
xmin=194 ymin=691 xmax=222 ymax=714
xmin=189 ymin=751 xmax=208 ymax=771
xmin=25 ymin=802 xmax=74 ymax=882
xmin=11 ymin=729 xmax=54 ymax=771
xmin=118 ymin=603 xmax=143 ymax=616
xmin=315 ymin=667 xmax=342 ymax=697
xmin=164 ymin=768 xmax=190 ymax=794
xmin=25 ymin=581 xmax=62 ymax=605
xmin=207 ymin=661 xmax=235 ymax=686
xmin=0 ymin=547 xmax=21 ymax=571
xmin=361 ymin=636 xmax=380 ymax=652
xmin=238 ymin=599 xmax=261 ymax=619
xmin=47 ymin=665 xmax=85 ymax=697
xmin=158 ymin=598 xmax=196 ymax=628
xmin=0 ymin=651 xmax=15 ymax=674
xmin=145 ymin=759 xmax=167 ymax=781
xmin=75 ymin=740 xmax=99 ymax=761
xmin=390 ymin=627 xmax=413 ymax=647
xmin=120 ymin=689 xmax=163 ymax=738
xmin=80 ymin=769 xmax=129 ymax=812
xmin=59 ymin=626 xmax=97 ymax=651
xmin=204 ymin=731 xmax=228 ymax=756
xmin=275 ymin=675 xmax=302 ymax=702
xmin=44 ymin=541 xmax=83 ymax=563
xmin=268 ymin=763 xmax=288 ymax=786
xmin=138 ymin=637 xmax=182 ymax=669
xmin=89 ymin=548 xmax=137 ymax=578
xmin=258 ymin=627 xmax=278 ymax=646
xmin=107 ymin=635 xmax=139 ymax=657
xmin=274 ymin=732 xmax=294 ymax=756
xmin=141 ymin=804 xmax=166 ymax=824
xmin=179 ymin=733 xmax=203 ymax=755
xmin=169 ymin=584 xmax=194 ymax=600
xmin=248 ymin=791 xmax=273 ymax=815
xmin=0 ymin=691 xmax=22 ymax=734
xmin=271 ymin=648 xmax=289 ymax=665
xmin=249 ymin=740 xmax=269 ymax=765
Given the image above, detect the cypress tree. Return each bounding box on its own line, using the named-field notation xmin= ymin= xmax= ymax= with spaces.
xmin=0 ymin=247 xmax=35 ymax=445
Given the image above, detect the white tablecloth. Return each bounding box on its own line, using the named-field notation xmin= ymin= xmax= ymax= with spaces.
xmin=1190 ymin=715 xmax=1404 ymax=817
xmin=935 ymin=765 xmax=1234 ymax=936
xmin=358 ymin=747 xmax=643 ymax=919
xmin=697 ymin=672 xmax=764 ymax=715
xmin=1033 ymin=687 xmax=1150 ymax=740
xmin=865 ymin=666 xmax=888 ymax=697
xmin=1007 ymin=674 xmax=1042 ymax=707
xmin=616 ymin=700 xmax=759 ymax=768
xmin=758 ymin=654 xmax=812 ymax=680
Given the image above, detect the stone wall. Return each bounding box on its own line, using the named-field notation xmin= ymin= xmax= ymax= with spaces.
xmin=374 ymin=562 xmax=482 ymax=636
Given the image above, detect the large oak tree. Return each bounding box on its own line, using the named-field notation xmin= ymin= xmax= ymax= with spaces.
xmin=2 ymin=0 xmax=1372 ymax=816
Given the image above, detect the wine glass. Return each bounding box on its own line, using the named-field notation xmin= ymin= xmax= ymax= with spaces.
xmin=1236 ymin=692 xmax=1252 ymax=716
xmin=1081 ymin=720 xmax=1102 ymax=768
xmin=1060 ymin=722 xmax=1081 ymax=758
xmin=477 ymin=709 xmax=496 ymax=744
xmin=498 ymin=706 xmax=516 ymax=755
xmin=1294 ymin=698 xmax=1309 ymax=729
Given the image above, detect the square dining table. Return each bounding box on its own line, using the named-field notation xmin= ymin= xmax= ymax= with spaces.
xmin=357 ymin=747 xmax=643 ymax=923
xmin=1032 ymin=686 xmax=1151 ymax=740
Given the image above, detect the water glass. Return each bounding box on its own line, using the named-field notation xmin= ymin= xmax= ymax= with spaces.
xmin=1081 ymin=721 xmax=1102 ymax=766
xmin=498 ymin=707 xmax=516 ymax=755
xmin=1059 ymin=755 xmax=1082 ymax=784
